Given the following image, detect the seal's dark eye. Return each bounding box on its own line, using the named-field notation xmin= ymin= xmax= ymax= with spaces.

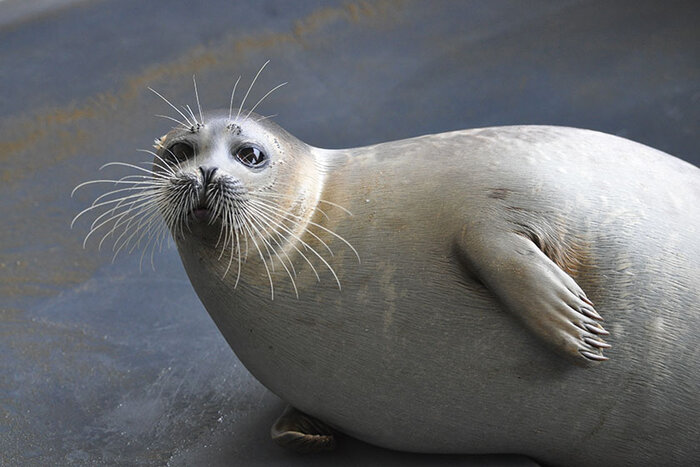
xmin=234 ymin=145 xmax=268 ymax=168
xmin=166 ymin=142 xmax=194 ymax=162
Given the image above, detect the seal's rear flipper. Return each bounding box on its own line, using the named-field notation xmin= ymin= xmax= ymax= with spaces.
xmin=458 ymin=229 xmax=610 ymax=364
xmin=271 ymin=405 xmax=336 ymax=453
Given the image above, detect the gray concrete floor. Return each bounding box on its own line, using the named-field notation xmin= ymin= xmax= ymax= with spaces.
xmin=1 ymin=0 xmax=697 ymax=465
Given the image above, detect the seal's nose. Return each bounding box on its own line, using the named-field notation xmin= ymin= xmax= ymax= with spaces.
xmin=199 ymin=166 xmax=217 ymax=187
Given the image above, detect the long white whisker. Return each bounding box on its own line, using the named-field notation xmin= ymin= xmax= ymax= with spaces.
xmin=192 ymin=75 xmax=204 ymax=125
xmin=250 ymin=203 xmax=337 ymax=287
xmin=255 ymin=190 xmax=354 ymax=216
xmin=237 ymin=59 xmax=270 ymax=121
xmin=89 ymin=197 xmax=161 ymax=249
xmin=72 ymin=179 xmax=158 ymax=197
xmin=90 ymin=185 xmax=160 ymax=207
xmin=251 ymin=199 xmax=335 ymax=256
xmin=148 ymin=87 xmax=194 ymax=127
xmin=99 ymin=162 xmax=171 ymax=181
xmin=246 ymin=204 xmax=298 ymax=277
xmin=244 ymin=82 xmax=287 ymax=121
xmin=136 ymin=149 xmax=179 ymax=177
xmin=155 ymin=114 xmax=188 ymax=128
xmin=140 ymin=148 xmax=186 ymax=176
xmin=254 ymin=114 xmax=278 ymax=123
xmin=227 ymin=202 xmax=244 ymax=287
xmin=113 ymin=207 xmax=164 ymax=260
xmin=245 ymin=205 xmax=303 ymax=281
xmin=260 ymin=213 xmax=320 ymax=282
xmin=228 ymin=75 xmax=241 ymax=121
xmin=254 ymin=192 xmax=330 ymax=220
xmin=72 ymin=189 xmax=159 ymax=228
xmin=245 ymin=205 xmax=299 ymax=298
xmin=252 ymin=199 xmax=360 ymax=262
xmin=99 ymin=202 xmax=161 ymax=252
xmin=184 ymin=105 xmax=198 ymax=125
xmin=238 ymin=207 xmax=274 ymax=299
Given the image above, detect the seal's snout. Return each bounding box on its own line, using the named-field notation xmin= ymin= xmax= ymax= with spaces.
xmin=199 ymin=166 xmax=218 ymax=188
xmin=197 ymin=165 xmax=218 ymax=203
xmin=192 ymin=166 xmax=218 ymax=222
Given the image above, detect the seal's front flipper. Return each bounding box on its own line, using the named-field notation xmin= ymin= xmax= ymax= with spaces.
xmin=458 ymin=229 xmax=610 ymax=363
xmin=271 ymin=405 xmax=336 ymax=453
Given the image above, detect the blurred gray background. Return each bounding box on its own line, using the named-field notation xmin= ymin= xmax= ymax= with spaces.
xmin=1 ymin=0 xmax=697 ymax=465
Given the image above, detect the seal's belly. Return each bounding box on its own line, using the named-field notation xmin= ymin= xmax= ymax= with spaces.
xmin=182 ymin=212 xmax=698 ymax=459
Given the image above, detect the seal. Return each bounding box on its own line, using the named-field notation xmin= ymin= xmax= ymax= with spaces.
xmin=74 ymin=86 xmax=700 ymax=466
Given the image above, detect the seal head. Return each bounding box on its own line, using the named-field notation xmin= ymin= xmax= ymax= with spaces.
xmin=154 ymin=113 xmax=326 ymax=289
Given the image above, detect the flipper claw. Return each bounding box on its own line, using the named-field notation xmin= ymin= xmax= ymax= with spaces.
xmin=580 ymin=350 xmax=609 ymax=361
xmin=584 ymin=336 xmax=611 ymax=349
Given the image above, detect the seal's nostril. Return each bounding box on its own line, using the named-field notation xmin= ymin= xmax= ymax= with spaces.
xmin=199 ymin=166 xmax=218 ymax=185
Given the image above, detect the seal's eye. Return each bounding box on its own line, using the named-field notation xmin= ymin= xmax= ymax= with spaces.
xmin=234 ymin=145 xmax=268 ymax=169
xmin=166 ymin=142 xmax=195 ymax=163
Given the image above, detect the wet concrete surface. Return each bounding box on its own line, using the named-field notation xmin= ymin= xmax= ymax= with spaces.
xmin=1 ymin=0 xmax=697 ymax=465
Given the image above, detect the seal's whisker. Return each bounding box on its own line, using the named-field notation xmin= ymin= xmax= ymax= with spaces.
xmin=122 ymin=196 xmax=172 ymax=245
xmin=219 ymin=202 xmax=237 ymax=278
xmin=89 ymin=184 xmax=162 ymax=208
xmin=113 ymin=208 xmax=163 ymax=260
xmin=251 ymin=199 xmax=335 ymax=257
xmin=90 ymin=185 xmax=160 ymax=207
xmin=192 ymin=75 xmax=204 ymax=125
xmin=184 ymin=105 xmax=198 ymax=125
xmin=136 ymin=150 xmax=180 ymax=177
xmin=131 ymin=213 xmax=167 ymax=259
xmin=148 ymin=87 xmax=194 ymax=127
xmin=251 ymin=204 xmax=336 ymax=287
xmin=129 ymin=209 xmax=167 ymax=255
xmin=145 ymin=161 xmax=179 ymax=178
xmin=209 ymin=185 xmax=235 ymax=257
xmin=141 ymin=149 xmax=188 ymax=178
xmin=155 ymin=114 xmax=188 ymax=128
xmin=238 ymin=206 xmax=275 ymax=299
xmin=166 ymin=188 xmax=197 ymax=240
xmin=248 ymin=206 xmax=315 ymax=282
xmin=71 ymin=179 xmax=159 ymax=197
xmin=102 ymin=205 xmax=159 ymax=253
xmin=237 ymin=60 xmax=270 ymax=121
xmin=141 ymin=222 xmax=168 ymax=271
xmin=254 ymin=114 xmax=278 ymax=123
xmin=228 ymin=75 xmax=242 ymax=122
xmin=97 ymin=198 xmax=163 ymax=250
xmin=246 ymin=204 xmax=298 ymax=278
xmin=255 ymin=191 xmax=354 ymax=216
xmin=137 ymin=218 xmax=165 ymax=269
xmin=242 ymin=205 xmax=277 ymax=274
xmin=245 ymin=206 xmax=299 ymax=298
xmin=227 ymin=202 xmax=245 ymax=287
xmin=72 ymin=185 xmax=157 ymax=226
xmin=244 ymin=82 xmax=287 ymax=122
xmin=82 ymin=194 xmax=160 ymax=248
xmin=100 ymin=162 xmax=171 ymax=181
xmin=265 ymin=217 xmax=321 ymax=282
xmin=73 ymin=189 xmax=159 ymax=229
xmin=253 ymin=199 xmax=360 ymax=263
xmin=92 ymin=191 xmax=160 ymax=232
xmin=254 ymin=192 xmax=331 ymax=220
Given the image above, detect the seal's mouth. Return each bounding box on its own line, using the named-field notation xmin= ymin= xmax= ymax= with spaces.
xmin=192 ymin=207 xmax=211 ymax=222
xmin=192 ymin=208 xmax=211 ymax=221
